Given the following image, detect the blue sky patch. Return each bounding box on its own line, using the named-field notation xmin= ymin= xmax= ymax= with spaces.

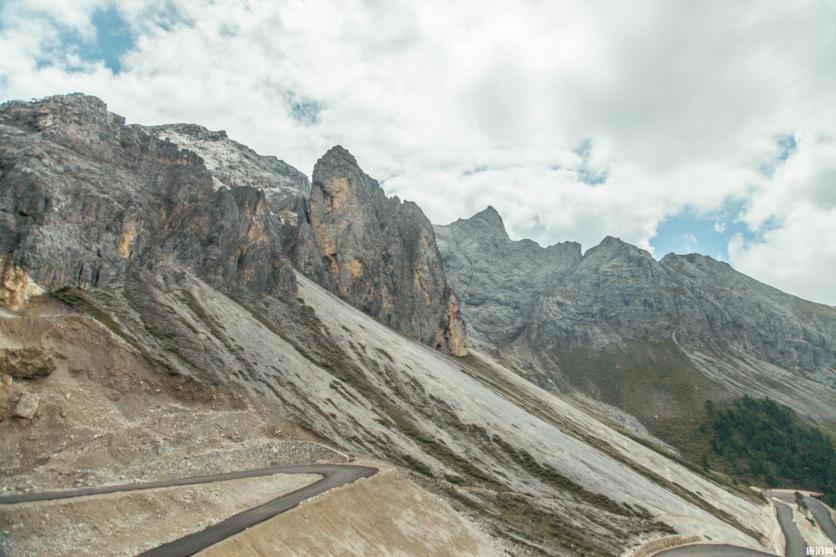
xmin=43 ymin=6 xmax=134 ymax=73
xmin=289 ymin=99 xmax=322 ymax=126
xmin=650 ymin=201 xmax=767 ymax=261
xmin=760 ymin=133 xmax=797 ymax=177
xmin=574 ymin=139 xmax=608 ymax=185
xmin=86 ymin=6 xmax=134 ymax=72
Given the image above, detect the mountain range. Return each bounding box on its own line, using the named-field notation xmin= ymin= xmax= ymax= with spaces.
xmin=0 ymin=93 xmax=833 ymax=556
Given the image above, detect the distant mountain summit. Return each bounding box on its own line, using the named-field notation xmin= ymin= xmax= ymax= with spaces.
xmin=435 ymin=207 xmax=836 ymax=434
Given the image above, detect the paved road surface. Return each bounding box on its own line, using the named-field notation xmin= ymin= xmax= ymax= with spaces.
xmin=804 ymin=495 xmax=836 ymax=544
xmin=0 ymin=463 xmax=377 ymax=556
xmin=772 ymin=499 xmax=808 ymax=557
xmin=655 ymin=544 xmax=777 ymax=556
xmin=656 ymin=490 xmax=821 ymax=557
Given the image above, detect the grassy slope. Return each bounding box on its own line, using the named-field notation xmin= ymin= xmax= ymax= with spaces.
xmin=557 ymin=341 xmax=835 ymax=507
xmin=557 ymin=340 xmax=730 ymax=444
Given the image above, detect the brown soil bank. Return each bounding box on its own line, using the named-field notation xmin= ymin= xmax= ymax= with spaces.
xmin=198 ymin=464 xmax=500 ymax=557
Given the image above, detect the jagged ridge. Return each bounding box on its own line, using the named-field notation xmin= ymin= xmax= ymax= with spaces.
xmin=435 ymin=206 xmax=836 ymax=433
xmin=0 ymin=94 xmax=466 ymax=356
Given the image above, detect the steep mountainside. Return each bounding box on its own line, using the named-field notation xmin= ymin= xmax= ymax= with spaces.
xmin=1 ymin=265 xmax=777 ymax=555
xmin=147 ymin=123 xmax=310 ymax=213
xmin=0 ymin=93 xmax=789 ymax=556
xmin=0 ymin=94 xmax=297 ymax=308
xmin=0 ymin=93 xmax=463 ymax=355
xmin=293 ymin=146 xmax=466 ymax=355
xmin=434 ymin=207 xmax=581 ymax=344
xmin=435 ymin=208 xmax=836 ymax=437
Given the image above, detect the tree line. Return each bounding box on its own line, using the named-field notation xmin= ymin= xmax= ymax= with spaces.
xmin=700 ymin=396 xmax=835 ymax=507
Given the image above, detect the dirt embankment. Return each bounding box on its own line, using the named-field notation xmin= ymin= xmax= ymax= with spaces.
xmin=198 ymin=463 xmax=500 ymax=557
xmin=0 ymin=474 xmax=317 ymax=557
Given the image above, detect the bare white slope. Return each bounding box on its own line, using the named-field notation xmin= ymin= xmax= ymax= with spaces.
xmin=71 ymin=266 xmax=776 ymax=553
xmin=295 ymin=273 xmax=774 ymax=549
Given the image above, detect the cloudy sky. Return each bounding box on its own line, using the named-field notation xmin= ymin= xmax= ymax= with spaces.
xmin=1 ymin=0 xmax=835 ymax=304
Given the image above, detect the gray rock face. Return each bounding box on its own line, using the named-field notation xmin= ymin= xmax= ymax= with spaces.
xmin=527 ymin=237 xmax=836 ymax=376
xmin=659 ymin=252 xmax=836 ymax=373
xmin=436 ymin=207 xmax=836 ymax=380
xmin=147 ymin=123 xmax=310 ymax=215
xmin=295 ymin=146 xmax=467 ymax=356
xmin=0 ymin=94 xmax=465 ymax=356
xmin=435 ymin=206 xmax=581 ymax=344
xmin=0 ymin=93 xmax=297 ymax=301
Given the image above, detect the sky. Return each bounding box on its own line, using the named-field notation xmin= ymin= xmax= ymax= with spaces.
xmin=1 ymin=0 xmax=835 ymax=305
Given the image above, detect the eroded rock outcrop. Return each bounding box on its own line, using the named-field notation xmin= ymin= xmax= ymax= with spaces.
xmin=0 ymin=94 xmax=465 ymax=356
xmin=0 ymin=348 xmax=55 ymax=379
xmin=296 ymin=146 xmax=467 ymax=356
xmin=435 ymin=207 xmax=836 ymax=430
xmin=0 ymin=94 xmax=297 ymax=305
xmin=437 ymin=206 xmax=836 ymax=375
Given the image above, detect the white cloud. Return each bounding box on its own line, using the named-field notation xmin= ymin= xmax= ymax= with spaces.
xmin=1 ymin=0 xmax=835 ymax=304
xmin=729 ymin=132 xmax=836 ymax=304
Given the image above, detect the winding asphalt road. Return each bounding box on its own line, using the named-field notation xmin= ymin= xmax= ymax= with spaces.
xmin=768 ymin=490 xmax=836 ymax=553
xmin=804 ymin=495 xmax=836 ymax=544
xmin=772 ymin=499 xmax=808 ymax=557
xmin=0 ymin=463 xmax=378 ymax=556
xmin=657 ymin=490 xmax=836 ymax=557
xmin=655 ymin=544 xmax=776 ymax=557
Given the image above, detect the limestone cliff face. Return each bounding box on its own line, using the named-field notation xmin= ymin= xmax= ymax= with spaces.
xmin=0 ymin=94 xmax=297 ymax=302
xmin=436 ymin=207 xmax=836 ymax=376
xmin=146 ymin=123 xmax=308 ymax=255
xmin=296 ymin=146 xmax=467 ymax=356
xmin=435 ymin=207 xmax=836 ymax=431
xmin=435 ymin=206 xmax=582 ymax=344
xmin=0 ymin=94 xmax=465 ymax=356
xmin=147 ymin=123 xmax=310 ymax=215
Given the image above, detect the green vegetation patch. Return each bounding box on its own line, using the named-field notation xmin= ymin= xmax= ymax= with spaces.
xmin=558 ymin=340 xmax=729 ymax=442
xmin=701 ymin=396 xmax=836 ymax=506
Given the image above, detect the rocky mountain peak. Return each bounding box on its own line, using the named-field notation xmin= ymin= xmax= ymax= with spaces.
xmin=434 ymin=207 xmax=582 ymax=344
xmin=310 ymin=145 xmax=382 ymax=212
xmin=0 ymin=94 xmax=304 ymax=303
xmin=155 ymin=123 xmax=229 ymax=142
xmin=661 ymin=252 xmax=734 ymax=274
xmin=579 ymin=236 xmax=660 ymax=279
xmin=148 ymin=123 xmax=310 ymax=211
xmin=1 ymin=93 xmax=129 ymax=163
xmin=472 ymin=205 xmax=503 ymax=223
xmin=299 ymin=145 xmax=468 ymax=356
xmin=586 ymin=235 xmax=650 ymax=257
xmin=6 ymin=92 xmax=110 ymax=119
xmin=318 ymin=144 xmax=357 ymax=165
xmin=458 ymin=206 xmax=511 ymax=241
xmin=4 ymin=93 xmax=117 ymax=133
